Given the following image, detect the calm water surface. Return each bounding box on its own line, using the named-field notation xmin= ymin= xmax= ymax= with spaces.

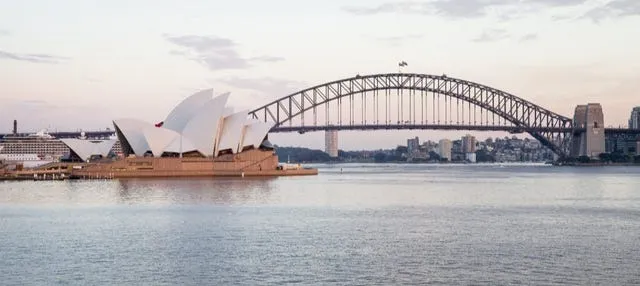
xmin=1 ymin=164 xmax=639 ymax=285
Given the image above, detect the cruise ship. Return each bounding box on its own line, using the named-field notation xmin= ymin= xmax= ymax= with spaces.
xmin=0 ymin=130 xmax=68 ymax=159
xmin=0 ymin=128 xmax=122 ymax=167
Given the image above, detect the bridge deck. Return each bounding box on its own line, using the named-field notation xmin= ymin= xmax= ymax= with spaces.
xmin=1 ymin=127 xmax=638 ymax=138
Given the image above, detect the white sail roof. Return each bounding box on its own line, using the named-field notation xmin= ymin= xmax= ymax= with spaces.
xmin=241 ymin=120 xmax=275 ymax=150
xmin=60 ymin=139 xmax=116 ymax=162
xmin=164 ymin=135 xmax=197 ymax=154
xmin=142 ymin=126 xmax=180 ymax=157
xmin=181 ymin=93 xmax=230 ymax=157
xmin=112 ymin=90 xmax=272 ymax=158
xmin=113 ymin=119 xmax=152 ymax=156
xmin=217 ymin=110 xmax=250 ymax=154
xmin=223 ymin=107 xmax=234 ymax=117
xmin=163 ymin=89 xmax=213 ymax=133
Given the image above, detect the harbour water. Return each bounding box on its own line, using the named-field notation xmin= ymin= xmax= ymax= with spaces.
xmin=1 ymin=164 xmax=639 ymax=285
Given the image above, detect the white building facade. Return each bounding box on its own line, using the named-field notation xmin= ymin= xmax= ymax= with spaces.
xmin=438 ymin=139 xmax=452 ymax=161
xmin=630 ymin=107 xmax=640 ymax=129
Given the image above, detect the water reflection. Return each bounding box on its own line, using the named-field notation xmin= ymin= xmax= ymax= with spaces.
xmin=0 ymin=177 xmax=278 ymax=206
xmin=0 ymin=165 xmax=639 ymax=209
xmin=116 ymin=177 xmax=277 ymax=205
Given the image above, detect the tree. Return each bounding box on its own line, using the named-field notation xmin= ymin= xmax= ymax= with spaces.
xmin=374 ymin=153 xmax=387 ymax=163
xmin=476 ymin=149 xmax=495 ymax=163
xmin=598 ymin=153 xmax=611 ymax=162
xmin=610 ymin=152 xmax=630 ymax=163
xmin=275 ymin=147 xmax=332 ymax=163
xmin=577 ymin=156 xmax=591 ymax=163
xmin=395 ymin=146 xmax=408 ymax=155
xmin=428 ymin=151 xmax=441 ymax=161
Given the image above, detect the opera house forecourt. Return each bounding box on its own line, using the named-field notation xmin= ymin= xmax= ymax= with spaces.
xmin=62 ymin=89 xmax=317 ymax=179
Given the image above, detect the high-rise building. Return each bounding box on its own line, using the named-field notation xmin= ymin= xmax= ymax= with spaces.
xmin=629 ymin=107 xmax=640 ymax=129
xmin=438 ymin=139 xmax=452 ymax=161
xmin=324 ymin=130 xmax=338 ymax=157
xmin=407 ymin=136 xmax=420 ymax=154
xmin=462 ymin=134 xmax=477 ymax=153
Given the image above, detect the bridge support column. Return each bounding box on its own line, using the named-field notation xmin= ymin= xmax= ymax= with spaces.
xmin=324 ymin=130 xmax=338 ymax=158
xmin=571 ymin=103 xmax=605 ymax=159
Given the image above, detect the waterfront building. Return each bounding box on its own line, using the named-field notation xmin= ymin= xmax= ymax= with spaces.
xmin=630 ymin=107 xmax=640 ymax=129
xmin=465 ymin=152 xmax=477 ymax=163
xmin=407 ymin=137 xmax=420 ymax=154
xmin=422 ymin=140 xmax=438 ymax=153
xmin=325 ymin=130 xmax=338 ymax=157
xmin=63 ymin=89 xmax=318 ymax=178
xmin=438 ymin=139 xmax=452 ymax=161
xmin=462 ymin=134 xmax=477 ymax=153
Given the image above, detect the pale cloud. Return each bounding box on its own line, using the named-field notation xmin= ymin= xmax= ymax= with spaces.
xmin=583 ymin=0 xmax=640 ymax=21
xmin=343 ymin=0 xmax=589 ymax=18
xmin=343 ymin=2 xmax=433 ymax=16
xmin=164 ymin=34 xmax=284 ymax=71
xmin=430 ymin=0 xmax=511 ymax=18
xmin=0 ymin=29 xmax=8 ymax=36
xmin=518 ymin=33 xmax=538 ymax=42
xmin=473 ymin=29 xmax=510 ymax=42
xmin=217 ymin=77 xmax=307 ymax=101
xmin=248 ymin=56 xmax=285 ymax=62
xmin=0 ymin=50 xmax=69 ymax=64
xmin=372 ymin=34 xmax=424 ymax=46
xmin=472 ymin=29 xmax=537 ymax=43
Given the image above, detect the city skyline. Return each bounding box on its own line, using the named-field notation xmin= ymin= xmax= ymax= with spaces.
xmin=1 ymin=0 xmax=638 ymax=150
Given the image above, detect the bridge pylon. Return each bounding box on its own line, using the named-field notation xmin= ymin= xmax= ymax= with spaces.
xmin=571 ymin=103 xmax=605 ymax=158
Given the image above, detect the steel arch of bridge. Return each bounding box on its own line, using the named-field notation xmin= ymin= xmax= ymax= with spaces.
xmin=249 ymin=73 xmax=574 ymax=157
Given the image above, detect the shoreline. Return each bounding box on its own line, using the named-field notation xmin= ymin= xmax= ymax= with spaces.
xmin=553 ymin=162 xmax=640 ymax=167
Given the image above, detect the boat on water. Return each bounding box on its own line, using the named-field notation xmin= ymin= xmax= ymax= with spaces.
xmin=0 ymin=130 xmax=66 ymax=168
xmin=0 ymin=129 xmax=67 ymax=157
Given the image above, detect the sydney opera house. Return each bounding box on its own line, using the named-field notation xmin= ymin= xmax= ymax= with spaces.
xmin=64 ymin=89 xmax=316 ymax=178
xmin=113 ymin=89 xmax=273 ymax=159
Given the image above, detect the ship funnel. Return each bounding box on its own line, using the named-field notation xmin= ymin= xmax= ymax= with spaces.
xmin=12 ymin=120 xmax=17 ymax=135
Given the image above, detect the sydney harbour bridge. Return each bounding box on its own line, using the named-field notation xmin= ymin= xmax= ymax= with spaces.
xmin=5 ymin=73 xmax=639 ymax=158
xmin=247 ymin=73 xmax=637 ymax=158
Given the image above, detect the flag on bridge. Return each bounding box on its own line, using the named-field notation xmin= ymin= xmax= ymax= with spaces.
xmin=398 ymin=61 xmax=408 ymax=67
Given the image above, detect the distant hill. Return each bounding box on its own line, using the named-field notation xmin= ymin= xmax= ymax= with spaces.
xmin=274 ymin=146 xmax=335 ymax=163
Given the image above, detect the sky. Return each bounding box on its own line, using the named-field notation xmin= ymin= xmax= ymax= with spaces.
xmin=0 ymin=0 xmax=638 ymax=150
